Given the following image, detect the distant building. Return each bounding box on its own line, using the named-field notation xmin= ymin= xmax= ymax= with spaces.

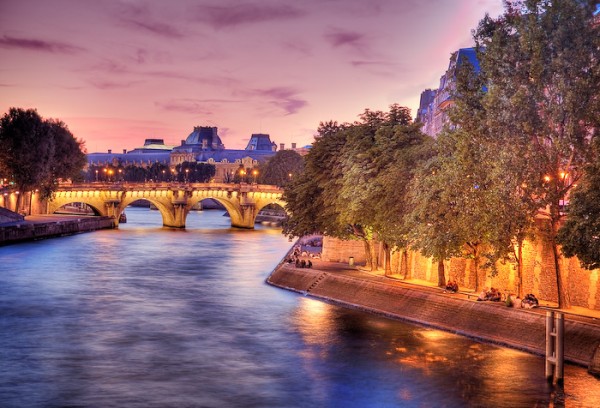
xmin=87 ymin=126 xmax=284 ymax=182
xmin=416 ymin=48 xmax=480 ymax=137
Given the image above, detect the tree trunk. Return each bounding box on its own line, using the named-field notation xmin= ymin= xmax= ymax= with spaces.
xmin=363 ymin=238 xmax=373 ymax=271
xmin=383 ymin=242 xmax=391 ymax=276
xmin=468 ymin=242 xmax=481 ymax=292
xmin=517 ymin=239 xmax=524 ymax=299
xmin=551 ymin=219 xmax=571 ymax=309
xmin=437 ymin=259 xmax=446 ymax=288
xmin=370 ymin=240 xmax=379 ymax=271
xmin=15 ymin=186 xmax=23 ymax=214
xmin=401 ymin=249 xmax=409 ymax=279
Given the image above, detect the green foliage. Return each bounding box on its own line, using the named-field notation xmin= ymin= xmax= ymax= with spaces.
xmin=0 ymin=107 xmax=86 ymax=200
xmin=283 ymin=104 xmax=432 ymax=271
xmin=175 ymin=162 xmax=215 ymax=182
xmin=258 ymin=149 xmax=304 ymax=187
xmin=558 ymin=138 xmax=600 ymax=270
xmin=471 ymin=0 xmax=600 ymax=307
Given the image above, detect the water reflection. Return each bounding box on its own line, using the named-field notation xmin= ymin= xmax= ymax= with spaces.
xmin=0 ymin=208 xmax=598 ymax=407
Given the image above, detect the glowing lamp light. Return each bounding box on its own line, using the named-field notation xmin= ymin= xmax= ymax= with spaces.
xmin=543 ymin=175 xmax=551 ymax=182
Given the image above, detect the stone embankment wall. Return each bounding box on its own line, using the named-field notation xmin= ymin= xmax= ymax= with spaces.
xmin=267 ymin=265 xmax=600 ymax=369
xmin=322 ymin=234 xmax=600 ymax=311
xmin=0 ymin=217 xmax=115 ymax=245
xmin=0 ymin=207 xmax=24 ymax=224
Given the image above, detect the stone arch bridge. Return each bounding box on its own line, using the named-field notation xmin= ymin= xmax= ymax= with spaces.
xmin=46 ymin=183 xmax=286 ymax=228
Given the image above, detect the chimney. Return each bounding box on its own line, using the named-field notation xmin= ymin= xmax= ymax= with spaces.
xmin=181 ymin=140 xmax=185 ymax=145
xmin=280 ymin=143 xmax=285 ymax=150
xmin=108 ymin=149 xmax=112 ymax=154
xmin=123 ymin=149 xmax=127 ymax=154
xmin=291 ymin=143 xmax=297 ymax=149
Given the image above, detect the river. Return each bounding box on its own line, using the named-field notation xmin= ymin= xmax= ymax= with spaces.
xmin=1 ymin=207 xmax=599 ymax=407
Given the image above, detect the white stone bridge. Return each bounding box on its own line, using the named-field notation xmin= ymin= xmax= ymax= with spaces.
xmin=46 ymin=182 xmax=286 ymax=228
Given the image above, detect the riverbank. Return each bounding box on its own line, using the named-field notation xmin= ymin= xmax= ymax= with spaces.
xmin=267 ymin=257 xmax=600 ymax=374
xmin=0 ymin=215 xmax=115 ymax=246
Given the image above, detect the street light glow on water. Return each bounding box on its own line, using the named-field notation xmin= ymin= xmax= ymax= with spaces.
xmin=0 ymin=207 xmax=598 ymax=407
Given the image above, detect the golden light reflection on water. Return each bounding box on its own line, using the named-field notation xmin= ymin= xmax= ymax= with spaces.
xmin=294 ymin=297 xmax=335 ymax=347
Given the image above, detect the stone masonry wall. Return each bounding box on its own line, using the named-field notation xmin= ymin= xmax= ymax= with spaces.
xmin=323 ymin=232 xmax=600 ymax=311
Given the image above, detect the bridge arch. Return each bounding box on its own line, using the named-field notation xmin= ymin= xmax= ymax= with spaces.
xmin=117 ymin=196 xmax=176 ymax=227
xmin=45 ymin=183 xmax=286 ymax=229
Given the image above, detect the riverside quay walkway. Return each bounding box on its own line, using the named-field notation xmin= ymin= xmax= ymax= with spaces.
xmin=267 ymin=256 xmax=600 ymax=376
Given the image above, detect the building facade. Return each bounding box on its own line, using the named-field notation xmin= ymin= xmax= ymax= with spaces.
xmin=87 ymin=126 xmax=280 ymax=182
xmin=416 ymin=48 xmax=480 ymax=137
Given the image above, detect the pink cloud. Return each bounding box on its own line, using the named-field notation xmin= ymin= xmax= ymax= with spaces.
xmin=156 ymin=99 xmax=214 ymax=115
xmin=123 ymin=19 xmax=183 ymax=39
xmin=250 ymin=87 xmax=307 ymax=115
xmin=0 ymin=35 xmax=84 ymax=54
xmin=324 ymin=28 xmax=368 ymax=53
xmin=88 ymin=78 xmax=143 ymax=90
xmin=112 ymin=2 xmax=184 ymax=38
xmin=192 ymin=3 xmax=306 ymax=29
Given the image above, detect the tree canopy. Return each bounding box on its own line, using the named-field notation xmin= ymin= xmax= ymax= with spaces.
xmin=462 ymin=0 xmax=600 ymax=307
xmin=258 ymin=149 xmax=304 ymax=187
xmin=283 ymin=104 xmax=432 ymax=271
xmin=558 ymin=137 xmax=600 ymax=270
xmin=0 ymin=108 xmax=87 ymax=208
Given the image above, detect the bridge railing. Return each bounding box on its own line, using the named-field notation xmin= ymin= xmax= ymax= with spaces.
xmin=57 ymin=182 xmax=283 ymax=193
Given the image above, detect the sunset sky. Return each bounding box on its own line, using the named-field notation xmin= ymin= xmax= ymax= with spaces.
xmin=0 ymin=0 xmax=504 ymax=153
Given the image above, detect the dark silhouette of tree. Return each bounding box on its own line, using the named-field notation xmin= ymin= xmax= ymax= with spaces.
xmin=558 ymin=137 xmax=600 ymax=270
xmin=258 ymin=150 xmax=304 ymax=187
xmin=0 ymin=107 xmax=86 ymax=211
xmin=175 ymin=162 xmax=215 ymax=182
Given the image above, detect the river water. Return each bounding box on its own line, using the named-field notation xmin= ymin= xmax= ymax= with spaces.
xmin=1 ymin=207 xmax=599 ymax=407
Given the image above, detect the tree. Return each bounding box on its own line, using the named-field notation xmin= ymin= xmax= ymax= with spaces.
xmin=0 ymin=108 xmax=86 ymax=212
xmin=258 ymin=149 xmax=304 ymax=187
xmin=283 ymin=121 xmax=350 ymax=241
xmin=440 ymin=34 xmax=546 ymax=297
xmin=558 ymin=137 xmax=600 ymax=270
xmin=469 ymin=0 xmax=600 ymax=308
xmin=175 ymin=162 xmax=215 ymax=183
xmin=284 ymin=105 xmax=431 ymax=271
xmin=408 ymin=129 xmax=486 ymax=288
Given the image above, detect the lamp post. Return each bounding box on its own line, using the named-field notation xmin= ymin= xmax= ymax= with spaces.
xmin=95 ymin=170 xmax=98 ymax=182
xmin=240 ymin=169 xmax=246 ymax=183
xmin=252 ymin=169 xmax=258 ymax=184
xmin=185 ymin=168 xmax=189 ymax=183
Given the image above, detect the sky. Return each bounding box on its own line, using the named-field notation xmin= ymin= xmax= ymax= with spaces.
xmin=0 ymin=0 xmax=504 ymax=153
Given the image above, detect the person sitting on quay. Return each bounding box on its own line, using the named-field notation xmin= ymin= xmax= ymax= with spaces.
xmin=445 ymin=280 xmax=459 ymax=293
xmin=477 ymin=287 xmax=502 ymax=302
xmin=307 ymin=260 xmax=312 ymax=268
xmin=521 ymin=293 xmax=539 ymax=308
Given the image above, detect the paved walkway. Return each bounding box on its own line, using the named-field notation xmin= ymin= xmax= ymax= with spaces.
xmin=291 ymin=256 xmax=600 ymax=324
xmin=0 ymin=214 xmax=96 ymax=227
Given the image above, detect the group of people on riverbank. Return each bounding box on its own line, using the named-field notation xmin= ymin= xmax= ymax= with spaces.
xmin=285 ymin=245 xmax=314 ymax=269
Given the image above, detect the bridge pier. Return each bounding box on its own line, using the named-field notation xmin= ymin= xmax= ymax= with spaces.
xmin=166 ymin=203 xmax=188 ymax=228
xmin=105 ymin=199 xmax=121 ymax=226
xmin=40 ymin=183 xmax=286 ymax=230
xmin=231 ymin=203 xmax=258 ymax=229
